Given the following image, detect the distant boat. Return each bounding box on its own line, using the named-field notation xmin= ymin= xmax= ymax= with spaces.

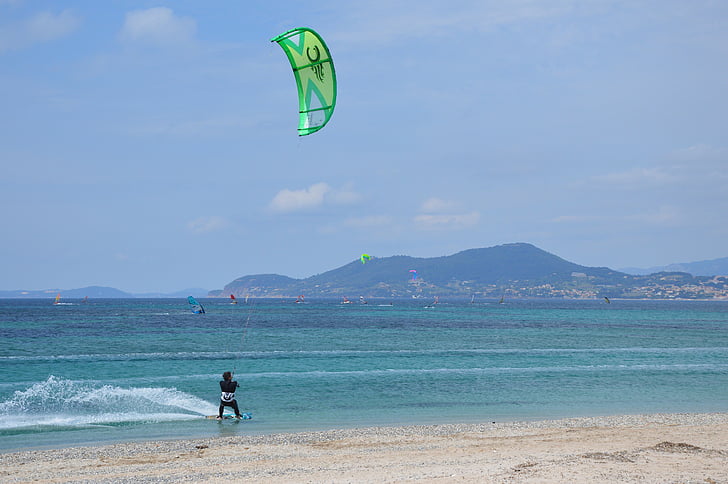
xmin=341 ymin=297 xmax=353 ymax=304
xmin=230 ymin=294 xmax=238 ymax=305
xmin=53 ymin=293 xmax=61 ymax=305
xmin=187 ymin=296 xmax=205 ymax=314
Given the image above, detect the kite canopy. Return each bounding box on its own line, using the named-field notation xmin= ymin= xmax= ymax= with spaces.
xmin=360 ymin=254 xmax=372 ymax=264
xmin=271 ymin=27 xmax=337 ymax=136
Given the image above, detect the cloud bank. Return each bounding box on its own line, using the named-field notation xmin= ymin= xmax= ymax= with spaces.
xmin=119 ymin=7 xmax=196 ymax=46
xmin=0 ymin=10 xmax=81 ymax=53
xmin=269 ymin=183 xmax=361 ymax=213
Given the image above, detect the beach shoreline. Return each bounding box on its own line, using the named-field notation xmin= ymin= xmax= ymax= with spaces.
xmin=2 ymin=412 xmax=727 ymax=483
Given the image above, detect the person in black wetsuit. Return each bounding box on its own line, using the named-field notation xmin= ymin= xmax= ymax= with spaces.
xmin=218 ymin=371 xmax=242 ymax=419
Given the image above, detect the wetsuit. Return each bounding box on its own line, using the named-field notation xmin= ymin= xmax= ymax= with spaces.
xmin=218 ymin=379 xmax=242 ymax=418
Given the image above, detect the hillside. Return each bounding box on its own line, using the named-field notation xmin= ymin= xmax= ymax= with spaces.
xmin=0 ymin=286 xmax=133 ymax=299
xmin=220 ymin=243 xmax=672 ymax=299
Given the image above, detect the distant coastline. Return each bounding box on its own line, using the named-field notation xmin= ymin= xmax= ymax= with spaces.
xmin=4 ymin=243 xmax=728 ymax=300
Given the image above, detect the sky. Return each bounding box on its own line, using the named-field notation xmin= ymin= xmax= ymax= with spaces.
xmin=1 ymin=0 xmax=727 ymax=293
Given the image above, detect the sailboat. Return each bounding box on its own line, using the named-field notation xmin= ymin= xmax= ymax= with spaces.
xmin=230 ymin=294 xmax=238 ymax=305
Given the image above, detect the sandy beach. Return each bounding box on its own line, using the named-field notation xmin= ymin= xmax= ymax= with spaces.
xmin=1 ymin=413 xmax=727 ymax=483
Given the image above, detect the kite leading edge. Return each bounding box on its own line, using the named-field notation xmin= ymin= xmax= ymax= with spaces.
xmin=271 ymin=27 xmax=337 ymax=136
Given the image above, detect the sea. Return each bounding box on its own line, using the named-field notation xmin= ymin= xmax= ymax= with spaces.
xmin=1 ymin=297 xmax=727 ymax=452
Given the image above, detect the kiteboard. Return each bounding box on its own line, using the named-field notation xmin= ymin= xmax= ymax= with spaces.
xmin=205 ymin=413 xmax=252 ymax=420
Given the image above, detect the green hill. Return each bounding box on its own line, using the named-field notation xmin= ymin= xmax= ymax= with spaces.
xmin=221 ymin=243 xmax=630 ymax=298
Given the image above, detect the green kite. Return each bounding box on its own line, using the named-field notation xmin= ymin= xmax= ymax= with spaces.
xmin=271 ymin=27 xmax=337 ymax=136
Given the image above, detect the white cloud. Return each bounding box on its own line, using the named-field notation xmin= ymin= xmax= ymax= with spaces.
xmin=0 ymin=10 xmax=81 ymax=53
xmin=587 ymin=145 xmax=728 ymax=198
xmin=269 ymin=183 xmax=331 ymax=213
xmin=187 ymin=216 xmax=228 ymax=234
xmin=119 ymin=7 xmax=196 ymax=46
xmin=413 ymin=197 xmax=478 ymax=230
xmin=269 ymin=183 xmax=363 ymax=213
xmin=414 ymin=211 xmax=480 ymax=230
xmin=421 ymin=197 xmax=460 ymax=213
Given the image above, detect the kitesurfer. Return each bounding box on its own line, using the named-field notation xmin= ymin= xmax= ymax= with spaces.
xmin=217 ymin=371 xmax=243 ymax=419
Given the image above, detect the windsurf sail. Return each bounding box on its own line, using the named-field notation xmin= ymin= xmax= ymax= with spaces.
xmin=604 ymin=296 xmax=611 ymax=304
xmin=271 ymin=27 xmax=337 ymax=136
xmin=188 ymin=296 xmax=205 ymax=314
xmin=53 ymin=293 xmax=61 ymax=305
xmin=424 ymin=296 xmax=439 ymax=308
xmin=230 ymin=294 xmax=237 ymax=305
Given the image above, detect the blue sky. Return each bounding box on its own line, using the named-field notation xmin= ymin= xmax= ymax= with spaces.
xmin=1 ymin=1 xmax=727 ymax=293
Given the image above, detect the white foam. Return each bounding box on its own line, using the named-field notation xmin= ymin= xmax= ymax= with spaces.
xmin=0 ymin=376 xmax=218 ymax=430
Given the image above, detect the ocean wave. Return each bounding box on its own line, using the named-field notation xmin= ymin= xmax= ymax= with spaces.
xmin=0 ymin=376 xmax=217 ymax=431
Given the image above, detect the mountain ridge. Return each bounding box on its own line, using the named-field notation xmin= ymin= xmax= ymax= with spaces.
xmin=619 ymin=256 xmax=728 ymax=276
xmin=217 ymin=243 xmax=728 ymax=300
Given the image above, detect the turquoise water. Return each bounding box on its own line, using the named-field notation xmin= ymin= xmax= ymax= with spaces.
xmin=1 ymin=298 xmax=727 ymax=451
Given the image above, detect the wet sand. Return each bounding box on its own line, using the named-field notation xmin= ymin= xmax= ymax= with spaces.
xmin=2 ymin=413 xmax=727 ymax=483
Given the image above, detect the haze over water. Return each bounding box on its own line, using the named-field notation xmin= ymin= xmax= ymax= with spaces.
xmin=1 ymin=298 xmax=727 ymax=451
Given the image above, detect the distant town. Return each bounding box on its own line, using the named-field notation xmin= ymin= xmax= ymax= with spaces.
xmin=489 ymin=273 xmax=728 ymax=300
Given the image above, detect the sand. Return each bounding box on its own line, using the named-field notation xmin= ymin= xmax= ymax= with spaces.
xmin=1 ymin=413 xmax=727 ymax=483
